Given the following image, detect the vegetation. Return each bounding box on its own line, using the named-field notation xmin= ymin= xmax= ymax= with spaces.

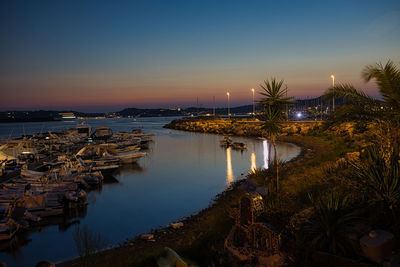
xmin=324 ymin=60 xmax=400 ymax=123
xmin=247 ymin=60 xmax=400 ymax=265
xmin=72 ymin=224 xmax=108 ymax=267
xmin=303 ymin=193 xmax=360 ymax=256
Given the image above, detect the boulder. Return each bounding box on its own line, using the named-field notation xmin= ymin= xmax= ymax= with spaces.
xmin=360 ymin=230 xmax=395 ymax=264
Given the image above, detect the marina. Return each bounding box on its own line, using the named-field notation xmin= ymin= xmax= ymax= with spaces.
xmin=0 ymin=117 xmax=300 ymax=266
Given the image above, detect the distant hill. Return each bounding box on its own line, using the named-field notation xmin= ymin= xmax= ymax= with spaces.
xmin=1 ymin=96 xmax=366 ymax=122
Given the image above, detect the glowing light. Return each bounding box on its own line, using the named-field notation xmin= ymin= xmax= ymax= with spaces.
xmin=250 ymin=152 xmax=256 ymax=172
xmin=227 ymin=92 xmax=231 ymax=117
xmin=263 ymin=140 xmax=269 ymax=169
xmin=226 ymin=147 xmax=234 ymax=185
xmin=296 ymin=112 xmax=302 ymax=118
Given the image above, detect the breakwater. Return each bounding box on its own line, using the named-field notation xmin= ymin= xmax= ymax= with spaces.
xmin=164 ymin=117 xmax=323 ymax=137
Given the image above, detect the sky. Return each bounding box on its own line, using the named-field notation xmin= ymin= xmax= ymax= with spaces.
xmin=1 ymin=0 xmax=399 ymax=112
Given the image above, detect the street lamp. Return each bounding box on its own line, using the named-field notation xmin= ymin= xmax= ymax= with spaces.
xmin=331 ymin=74 xmax=335 ymax=112
xmin=251 ymin=88 xmax=255 ymax=119
xmin=227 ymin=92 xmax=230 ymax=119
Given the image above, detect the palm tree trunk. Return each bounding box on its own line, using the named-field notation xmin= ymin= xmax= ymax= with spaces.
xmin=272 ymin=136 xmax=278 ymax=192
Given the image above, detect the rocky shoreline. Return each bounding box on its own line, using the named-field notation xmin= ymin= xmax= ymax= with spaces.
xmin=164 ymin=117 xmax=322 ymax=137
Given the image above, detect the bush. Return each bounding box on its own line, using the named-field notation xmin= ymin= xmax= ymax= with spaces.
xmin=302 ymin=193 xmax=361 ymax=256
xmin=73 ymin=224 xmax=108 ymax=266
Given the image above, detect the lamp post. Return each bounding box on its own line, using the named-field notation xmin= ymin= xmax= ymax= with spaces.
xmin=227 ymin=92 xmax=230 ymax=119
xmin=251 ymin=88 xmax=255 ymax=119
xmin=331 ymin=74 xmax=335 ymax=112
xmin=213 ymin=96 xmax=216 ymax=116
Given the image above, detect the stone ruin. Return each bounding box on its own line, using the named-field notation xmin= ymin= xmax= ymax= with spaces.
xmin=225 ymin=192 xmax=284 ymax=266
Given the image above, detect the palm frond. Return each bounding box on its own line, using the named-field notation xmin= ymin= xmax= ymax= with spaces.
xmin=261 ymin=106 xmax=284 ymax=137
xmin=324 ymin=83 xmax=377 ymax=106
xmin=258 ymin=78 xmax=295 ymax=108
xmin=362 ymin=60 xmax=400 ymax=111
xmin=327 ymin=103 xmax=385 ymax=124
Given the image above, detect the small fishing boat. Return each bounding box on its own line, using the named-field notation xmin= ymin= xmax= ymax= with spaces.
xmin=220 ymin=136 xmax=233 ymax=148
xmin=116 ymin=150 xmax=147 ymax=164
xmin=0 ymin=221 xmax=19 ymax=241
xmin=0 ymin=203 xmax=19 ymax=241
xmin=232 ymin=142 xmax=247 ymax=150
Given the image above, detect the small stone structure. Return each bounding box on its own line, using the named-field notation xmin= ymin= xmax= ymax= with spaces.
xmin=225 ymin=192 xmax=284 ymax=266
xmin=238 ymin=192 xmax=264 ymax=226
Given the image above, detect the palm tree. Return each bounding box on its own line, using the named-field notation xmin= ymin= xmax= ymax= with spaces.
xmin=259 ymin=78 xmax=293 ymax=192
xmin=324 ymin=60 xmax=400 ymax=123
xmin=362 ymin=61 xmax=400 ymax=112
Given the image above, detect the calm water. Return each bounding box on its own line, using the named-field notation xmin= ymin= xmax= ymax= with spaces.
xmin=0 ymin=117 xmax=300 ymax=266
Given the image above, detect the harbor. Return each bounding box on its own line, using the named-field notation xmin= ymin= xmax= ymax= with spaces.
xmin=0 ymin=117 xmax=300 ymax=266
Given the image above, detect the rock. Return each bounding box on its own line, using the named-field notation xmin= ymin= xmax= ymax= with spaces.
xmin=140 ymin=233 xmax=154 ymax=240
xmin=360 ymin=229 xmax=395 ymax=264
xmin=171 ymin=222 xmax=184 ymax=229
xmin=34 ymin=261 xmax=56 ymax=267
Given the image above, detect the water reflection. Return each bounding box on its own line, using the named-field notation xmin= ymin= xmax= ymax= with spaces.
xmin=263 ymin=140 xmax=269 ymax=169
xmin=115 ymin=162 xmax=146 ymax=177
xmin=250 ymin=152 xmax=256 ymax=172
xmin=226 ymin=147 xmax=234 ymax=185
xmin=0 ymin=205 xmax=87 ymax=255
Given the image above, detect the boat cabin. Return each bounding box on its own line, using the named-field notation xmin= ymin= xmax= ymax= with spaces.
xmin=76 ymin=123 xmax=92 ymax=137
xmin=92 ymin=126 xmax=113 ymax=140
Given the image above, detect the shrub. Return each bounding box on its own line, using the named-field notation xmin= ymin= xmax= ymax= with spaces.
xmin=72 ymin=224 xmax=108 ymax=266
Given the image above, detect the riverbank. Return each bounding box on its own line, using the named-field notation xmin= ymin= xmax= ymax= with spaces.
xmin=59 ymin=119 xmax=333 ymax=267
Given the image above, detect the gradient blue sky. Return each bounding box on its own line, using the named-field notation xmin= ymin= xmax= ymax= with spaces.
xmin=1 ymin=0 xmax=399 ymax=112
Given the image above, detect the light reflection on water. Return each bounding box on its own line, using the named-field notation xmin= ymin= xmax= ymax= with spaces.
xmin=226 ymin=147 xmax=234 ymax=185
xmin=250 ymin=152 xmax=257 ymax=172
xmin=263 ymin=140 xmax=270 ymax=169
xmin=0 ymin=117 xmax=300 ymax=266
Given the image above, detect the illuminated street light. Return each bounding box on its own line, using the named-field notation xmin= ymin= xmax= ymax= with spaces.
xmin=227 ymin=92 xmax=230 ymax=119
xmin=251 ymin=88 xmax=255 ymax=119
xmin=331 ymin=74 xmax=335 ymax=112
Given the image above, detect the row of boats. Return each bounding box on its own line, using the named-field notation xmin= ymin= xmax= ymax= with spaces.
xmin=0 ymin=124 xmax=153 ymax=242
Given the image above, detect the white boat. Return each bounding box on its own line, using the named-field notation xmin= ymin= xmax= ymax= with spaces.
xmin=20 ymin=169 xmax=45 ymax=179
xmin=116 ymin=150 xmax=147 ymax=163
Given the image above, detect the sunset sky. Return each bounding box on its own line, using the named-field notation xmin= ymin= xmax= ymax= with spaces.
xmin=1 ymin=0 xmax=399 ymax=112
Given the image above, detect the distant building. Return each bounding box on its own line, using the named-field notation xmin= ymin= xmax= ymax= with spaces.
xmin=58 ymin=112 xmax=76 ymax=120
